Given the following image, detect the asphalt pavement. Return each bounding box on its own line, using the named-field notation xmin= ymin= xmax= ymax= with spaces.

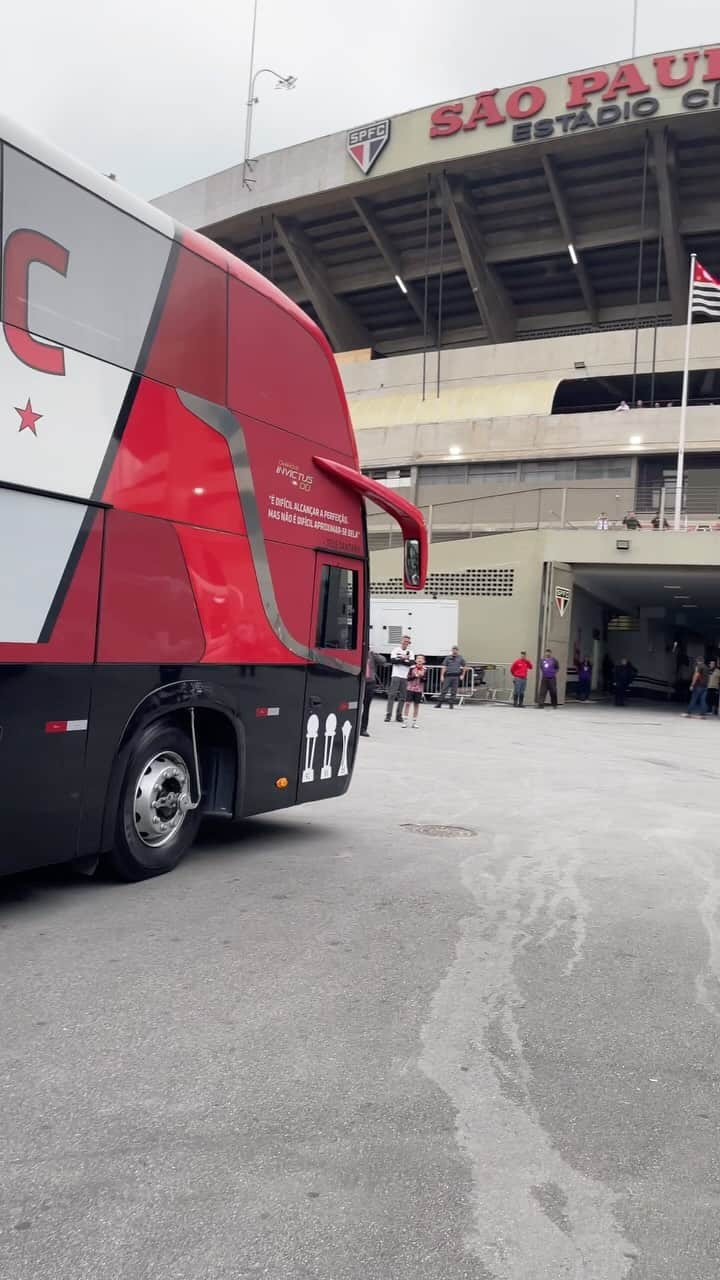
xmin=2 ymin=698 xmax=720 ymax=1279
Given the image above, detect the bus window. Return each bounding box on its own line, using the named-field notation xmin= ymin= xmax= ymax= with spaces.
xmin=315 ymin=565 xmax=358 ymax=651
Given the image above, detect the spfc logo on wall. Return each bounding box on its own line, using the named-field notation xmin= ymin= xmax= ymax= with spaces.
xmin=555 ymin=586 xmax=571 ymax=618
xmin=346 ymin=119 xmax=391 ymax=174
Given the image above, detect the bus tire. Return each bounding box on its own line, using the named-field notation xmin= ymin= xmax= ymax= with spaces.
xmin=107 ymin=723 xmax=202 ymax=881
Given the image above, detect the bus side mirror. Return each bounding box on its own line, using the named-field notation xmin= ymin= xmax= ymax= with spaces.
xmin=403 ymin=538 xmax=421 ymax=588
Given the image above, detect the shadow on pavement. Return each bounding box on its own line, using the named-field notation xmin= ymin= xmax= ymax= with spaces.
xmin=194 ymin=813 xmax=330 ymax=854
xmin=0 ymin=814 xmax=337 ymax=913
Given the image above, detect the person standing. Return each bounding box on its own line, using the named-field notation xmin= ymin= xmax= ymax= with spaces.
xmin=435 ymin=645 xmax=467 ymax=709
xmin=576 ymin=658 xmax=592 ymax=702
xmin=614 ymin=658 xmax=637 ymax=707
xmin=601 ymin=652 xmax=614 ymax=695
xmin=384 ymin=635 xmax=414 ymax=723
xmin=707 ymin=660 xmax=720 ymax=716
xmin=360 ymin=650 xmax=381 ymax=737
xmin=684 ymin=659 xmax=709 ymax=719
xmin=510 ymin=651 xmax=533 ymax=707
xmin=402 ymin=656 xmax=427 ymax=728
xmin=538 ymin=649 xmax=560 ymax=708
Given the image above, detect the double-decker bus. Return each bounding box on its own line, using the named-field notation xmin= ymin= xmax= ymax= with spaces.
xmin=0 ymin=117 xmax=426 ymax=881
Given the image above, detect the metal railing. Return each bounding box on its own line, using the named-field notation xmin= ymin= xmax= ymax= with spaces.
xmin=375 ymin=663 xmax=477 ymax=702
xmin=367 ymin=486 xmax=632 ymax=546
xmin=474 ymin=664 xmax=513 ymax=702
xmin=367 ymin=483 xmax=720 ymax=547
xmin=372 ymin=662 xmax=524 ymax=703
xmin=635 ymin=484 xmax=720 ymax=518
xmin=553 ymin=397 xmax=720 ymax=414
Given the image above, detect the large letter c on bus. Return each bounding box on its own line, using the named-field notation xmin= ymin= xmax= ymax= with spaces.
xmin=2 ymin=229 xmax=69 ymax=376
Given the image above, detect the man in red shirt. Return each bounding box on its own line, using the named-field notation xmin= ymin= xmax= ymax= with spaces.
xmin=510 ymin=651 xmax=534 ymax=707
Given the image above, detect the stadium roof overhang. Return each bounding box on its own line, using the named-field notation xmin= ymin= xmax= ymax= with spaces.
xmin=155 ymin=45 xmax=720 ymax=356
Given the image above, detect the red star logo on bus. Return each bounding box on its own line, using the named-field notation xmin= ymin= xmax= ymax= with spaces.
xmin=15 ymin=398 xmax=43 ymax=436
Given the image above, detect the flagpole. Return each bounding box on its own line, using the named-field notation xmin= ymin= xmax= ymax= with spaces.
xmin=673 ymin=252 xmax=696 ymax=532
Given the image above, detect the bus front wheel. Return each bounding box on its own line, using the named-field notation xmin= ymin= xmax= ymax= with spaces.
xmin=108 ymin=723 xmax=202 ymax=881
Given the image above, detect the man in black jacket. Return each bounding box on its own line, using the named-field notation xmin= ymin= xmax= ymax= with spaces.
xmin=614 ymin=658 xmax=637 ymax=706
xmin=360 ymin=651 xmax=381 ymax=737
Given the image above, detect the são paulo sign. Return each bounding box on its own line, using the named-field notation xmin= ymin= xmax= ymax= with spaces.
xmin=429 ymin=47 xmax=720 ymax=147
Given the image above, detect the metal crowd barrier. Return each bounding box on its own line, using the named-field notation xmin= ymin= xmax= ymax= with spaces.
xmin=472 ymin=664 xmax=513 ymax=702
xmin=375 ymin=662 xmax=477 ymax=703
xmin=423 ymin=665 xmax=476 ymax=703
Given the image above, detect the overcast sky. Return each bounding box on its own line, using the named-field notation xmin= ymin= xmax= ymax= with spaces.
xmin=2 ymin=1 xmax=717 ymax=198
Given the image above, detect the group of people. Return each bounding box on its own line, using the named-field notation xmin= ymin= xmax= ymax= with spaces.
xmin=509 ymin=650 xmax=640 ymax=708
xmin=684 ymin=658 xmax=720 ymax=719
xmin=360 ymin=640 xmax=720 ymax=727
xmin=615 ymin=399 xmax=676 ymax=412
xmin=360 ymin=637 xmax=468 ymax=736
xmin=595 ymin=511 xmax=669 ymax=531
xmin=509 ymin=649 xmax=561 ymax=707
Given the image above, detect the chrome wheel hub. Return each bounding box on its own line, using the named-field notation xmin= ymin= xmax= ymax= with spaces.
xmin=133 ymin=751 xmax=191 ymax=848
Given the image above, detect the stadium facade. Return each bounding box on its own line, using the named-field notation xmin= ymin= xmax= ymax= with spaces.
xmin=155 ymin=45 xmax=720 ymax=697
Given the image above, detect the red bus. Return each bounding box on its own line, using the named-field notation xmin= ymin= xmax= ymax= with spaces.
xmin=0 ymin=118 xmax=426 ymax=881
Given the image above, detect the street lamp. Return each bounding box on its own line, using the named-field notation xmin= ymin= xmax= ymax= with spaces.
xmin=241 ymin=0 xmax=296 ymax=190
xmin=242 ymin=68 xmax=297 ymax=190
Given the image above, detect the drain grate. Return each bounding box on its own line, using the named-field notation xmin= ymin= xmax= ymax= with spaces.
xmin=401 ymin=823 xmax=477 ymax=838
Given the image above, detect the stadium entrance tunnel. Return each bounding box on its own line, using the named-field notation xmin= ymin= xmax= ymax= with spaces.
xmin=568 ymin=564 xmax=720 ymax=701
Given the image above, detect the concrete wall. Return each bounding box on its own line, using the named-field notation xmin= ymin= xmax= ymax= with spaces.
xmin=373 ymin=525 xmax=720 ymax=586
xmin=541 ymin=527 xmax=720 ymax=568
xmin=357 ymin=406 xmax=720 ymax=472
xmin=342 ymin=323 xmax=720 ymax=470
xmin=570 ymin=588 xmax=605 ymax=664
xmin=343 ymin=323 xmax=720 ymax=408
xmin=370 ymin=532 xmax=545 ymax=666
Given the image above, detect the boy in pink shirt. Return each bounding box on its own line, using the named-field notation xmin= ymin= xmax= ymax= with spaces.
xmin=402 ymin=657 xmax=427 ymax=728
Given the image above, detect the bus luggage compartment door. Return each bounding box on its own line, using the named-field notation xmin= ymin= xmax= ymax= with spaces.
xmin=299 ymin=553 xmax=364 ymax=799
xmin=0 ymin=493 xmax=103 ymax=872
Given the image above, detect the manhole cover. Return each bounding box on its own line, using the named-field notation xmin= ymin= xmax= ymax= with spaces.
xmin=401 ymin=823 xmax=478 ymax=838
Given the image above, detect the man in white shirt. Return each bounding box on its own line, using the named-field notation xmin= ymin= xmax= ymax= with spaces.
xmin=384 ymin=634 xmax=415 ymax=723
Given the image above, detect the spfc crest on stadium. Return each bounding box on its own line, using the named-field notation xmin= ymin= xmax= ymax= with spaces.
xmin=346 ymin=119 xmax=391 ymax=174
xmin=555 ymin=586 xmax=571 ymax=618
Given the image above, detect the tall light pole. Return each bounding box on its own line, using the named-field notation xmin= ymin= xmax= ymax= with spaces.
xmin=242 ymin=0 xmax=296 ymax=190
xmin=631 ymin=0 xmax=640 ymax=56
